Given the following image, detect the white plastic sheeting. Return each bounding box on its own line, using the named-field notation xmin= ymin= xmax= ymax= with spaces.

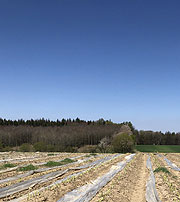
xmin=10 ymin=154 xmax=121 ymax=202
xmin=0 ymin=155 xmax=95 ymax=185
xmin=0 ymin=153 xmax=63 ymax=164
xmin=145 ymin=156 xmax=161 ymax=202
xmin=0 ymin=154 xmax=87 ymax=175
xmin=57 ymin=154 xmax=135 ymax=202
xmin=0 ymin=166 xmax=18 ymax=174
xmin=72 ymin=154 xmax=120 ymax=170
xmin=0 ymin=170 xmax=35 ymax=184
xmin=0 ymin=169 xmax=69 ymax=198
xmin=159 ymin=155 xmax=180 ymax=171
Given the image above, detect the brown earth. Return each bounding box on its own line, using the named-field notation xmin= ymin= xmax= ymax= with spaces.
xmin=8 ymin=154 xmax=127 ymax=202
xmin=0 ymin=153 xmax=83 ymax=180
xmin=91 ymin=153 xmax=148 ymax=202
xmin=0 ymin=154 xmax=104 ymax=189
xmin=0 ymin=152 xmax=79 ymax=166
xmin=151 ymin=154 xmax=180 ymax=202
xmin=165 ymin=153 xmax=180 ymax=168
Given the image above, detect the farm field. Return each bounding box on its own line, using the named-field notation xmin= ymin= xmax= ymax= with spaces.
xmin=0 ymin=152 xmax=179 ymax=202
xmin=135 ymin=145 xmax=180 ymax=153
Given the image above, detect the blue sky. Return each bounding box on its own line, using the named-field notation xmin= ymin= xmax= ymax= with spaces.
xmin=0 ymin=0 xmax=180 ymax=132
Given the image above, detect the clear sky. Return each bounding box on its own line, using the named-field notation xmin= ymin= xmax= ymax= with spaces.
xmin=0 ymin=0 xmax=180 ymax=132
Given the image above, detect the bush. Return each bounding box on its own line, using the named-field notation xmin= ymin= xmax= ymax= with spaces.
xmin=0 ymin=141 xmax=3 ymax=151
xmin=98 ymin=137 xmax=111 ymax=153
xmin=64 ymin=146 xmax=77 ymax=153
xmin=78 ymin=145 xmax=98 ymax=153
xmin=112 ymin=133 xmax=134 ymax=153
xmin=104 ymin=145 xmax=114 ymax=153
xmin=19 ymin=143 xmax=32 ymax=152
xmin=33 ymin=142 xmax=46 ymax=152
xmin=46 ymin=144 xmax=55 ymax=152
xmin=3 ymin=146 xmax=12 ymax=152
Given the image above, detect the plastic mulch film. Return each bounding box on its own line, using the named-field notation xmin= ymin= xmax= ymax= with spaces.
xmin=0 ymin=169 xmax=69 ymax=199
xmin=57 ymin=154 xmax=135 ymax=202
xmin=0 ymin=156 xmax=90 ymax=184
xmin=0 ymin=155 xmax=93 ymax=198
xmin=0 ymin=153 xmax=66 ymax=164
xmin=145 ymin=156 xmax=161 ymax=202
xmin=9 ymin=154 xmax=121 ymax=202
xmin=162 ymin=156 xmax=180 ymax=171
xmin=0 ymin=154 xmax=88 ymax=175
xmin=72 ymin=154 xmax=121 ymax=170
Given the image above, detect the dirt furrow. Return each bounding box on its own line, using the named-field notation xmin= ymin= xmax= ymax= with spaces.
xmin=91 ymin=153 xmax=148 ymax=202
xmin=0 ymin=154 xmax=116 ymax=201
xmin=0 ymin=153 xmax=85 ymax=180
xmin=151 ymin=154 xmax=180 ymax=202
xmin=0 ymin=154 xmax=103 ymax=189
xmin=9 ymin=154 xmax=126 ymax=202
xmin=165 ymin=153 xmax=180 ymax=168
xmin=0 ymin=153 xmax=80 ymax=167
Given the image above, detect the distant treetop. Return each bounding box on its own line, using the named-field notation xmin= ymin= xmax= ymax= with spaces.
xmin=0 ymin=117 xmax=125 ymax=127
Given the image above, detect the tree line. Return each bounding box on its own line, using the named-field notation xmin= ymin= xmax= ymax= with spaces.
xmin=0 ymin=118 xmax=114 ymax=127
xmin=136 ymin=130 xmax=180 ymax=145
xmin=0 ymin=118 xmax=127 ymax=151
xmin=0 ymin=118 xmax=179 ymax=152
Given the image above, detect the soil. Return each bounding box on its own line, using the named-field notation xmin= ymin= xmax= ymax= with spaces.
xmin=0 ymin=153 xmax=83 ymax=180
xmin=151 ymin=154 xmax=180 ymax=202
xmin=0 ymin=155 xmax=104 ymax=189
xmin=165 ymin=153 xmax=180 ymax=167
xmin=0 ymin=152 xmax=78 ymax=166
xmin=7 ymin=154 xmax=127 ymax=202
xmin=1 ymin=152 xmax=179 ymax=202
xmin=91 ymin=153 xmax=148 ymax=202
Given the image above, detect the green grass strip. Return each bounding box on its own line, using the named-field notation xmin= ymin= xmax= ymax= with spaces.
xmin=19 ymin=164 xmax=37 ymax=171
xmin=154 ymin=167 xmax=170 ymax=174
xmin=0 ymin=163 xmax=16 ymax=170
xmin=45 ymin=158 xmax=75 ymax=167
xmin=135 ymin=145 xmax=180 ymax=153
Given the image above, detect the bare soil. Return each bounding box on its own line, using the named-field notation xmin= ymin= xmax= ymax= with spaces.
xmin=91 ymin=153 xmax=148 ymax=202
xmin=0 ymin=154 xmax=104 ymax=189
xmin=0 ymin=152 xmax=78 ymax=166
xmin=165 ymin=153 xmax=180 ymax=167
xmin=151 ymin=154 xmax=180 ymax=202
xmin=0 ymin=153 xmax=83 ymax=180
xmin=10 ymin=154 xmax=127 ymax=202
xmin=1 ymin=152 xmax=179 ymax=202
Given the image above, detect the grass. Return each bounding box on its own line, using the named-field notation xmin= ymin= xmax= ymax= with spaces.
xmin=90 ymin=153 xmax=97 ymax=156
xmin=0 ymin=163 xmax=16 ymax=170
xmin=47 ymin=153 xmax=56 ymax=156
xmin=135 ymin=145 xmax=180 ymax=153
xmin=45 ymin=158 xmax=75 ymax=167
xmin=45 ymin=161 xmax=62 ymax=167
xmin=154 ymin=167 xmax=170 ymax=174
xmin=19 ymin=164 xmax=37 ymax=171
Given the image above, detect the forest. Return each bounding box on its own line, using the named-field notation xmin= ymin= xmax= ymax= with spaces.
xmin=0 ymin=118 xmax=179 ymax=152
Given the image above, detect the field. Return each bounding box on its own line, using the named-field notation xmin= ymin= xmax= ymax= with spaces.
xmin=0 ymin=152 xmax=179 ymax=202
xmin=135 ymin=145 xmax=180 ymax=153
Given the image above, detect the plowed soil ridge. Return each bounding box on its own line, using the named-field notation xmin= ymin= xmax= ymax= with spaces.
xmin=8 ymin=154 xmax=122 ymax=202
xmin=57 ymin=154 xmax=135 ymax=202
xmin=91 ymin=153 xmax=148 ymax=202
